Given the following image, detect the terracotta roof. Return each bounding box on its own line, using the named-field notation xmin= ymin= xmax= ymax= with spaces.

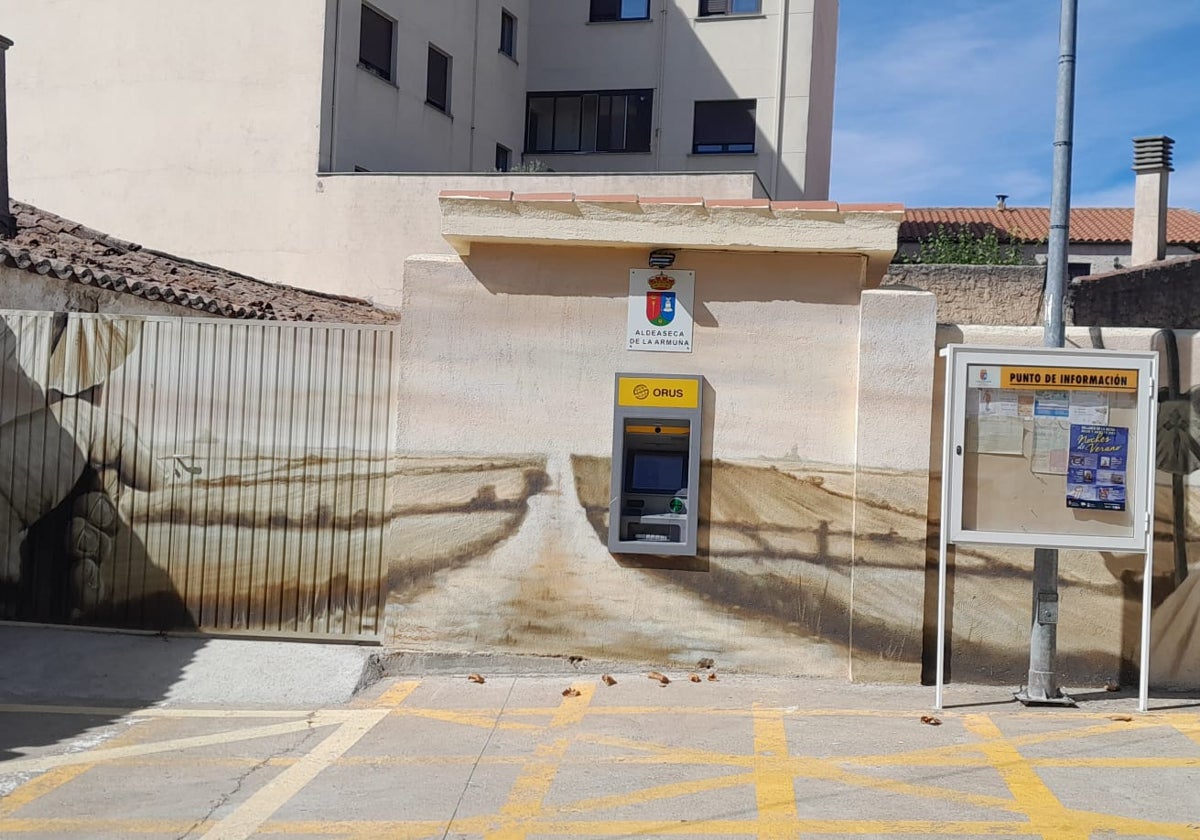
xmin=901 ymin=207 xmax=1200 ymax=247
xmin=0 ymin=201 xmax=397 ymax=323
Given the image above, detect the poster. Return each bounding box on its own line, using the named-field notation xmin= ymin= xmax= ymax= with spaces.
xmin=627 ymin=269 xmax=694 ymax=353
xmin=1031 ymin=419 xmax=1070 ymax=475
xmin=1066 ymin=425 xmax=1128 ymax=511
xmin=1068 ymin=391 xmax=1109 ymax=425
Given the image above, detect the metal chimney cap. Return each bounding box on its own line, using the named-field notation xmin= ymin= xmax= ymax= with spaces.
xmin=1132 ymin=136 xmax=1174 ymax=173
xmin=995 ymin=194 xmax=1009 ymax=210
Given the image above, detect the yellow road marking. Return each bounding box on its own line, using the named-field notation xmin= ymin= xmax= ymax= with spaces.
xmin=0 ymin=817 xmax=210 ymax=834
xmin=396 ymin=707 xmax=542 ymax=731
xmin=0 ymin=704 xmax=316 ymax=718
xmin=1170 ymin=717 xmax=1200 ymax=749
xmin=752 ymin=707 xmax=799 ymax=840
xmin=198 ymin=709 xmax=390 ymax=840
xmin=372 ymin=680 xmax=419 ymax=707
xmin=549 ymin=770 xmax=754 ymax=816
xmin=484 ymin=682 xmax=595 ymax=839
xmin=963 ymin=713 xmax=1087 ymax=839
xmin=0 ymin=766 xmax=92 ymax=818
xmin=0 ymin=717 xmax=331 ymax=774
xmin=579 ymin=732 xmax=755 ymax=767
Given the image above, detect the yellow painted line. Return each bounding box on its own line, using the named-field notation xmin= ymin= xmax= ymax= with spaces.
xmin=0 ymin=765 xmax=93 ymax=818
xmin=549 ymin=770 xmax=754 ymax=816
xmin=0 ymin=817 xmax=209 ymax=834
xmin=851 ymin=715 xmax=1162 ymax=767
xmin=578 ymin=732 xmax=755 ymax=767
xmin=484 ymin=683 xmax=595 ymax=839
xmin=396 ymin=707 xmax=542 ymax=732
xmin=486 ymin=738 xmax=572 ymax=840
xmin=0 ymin=704 xmax=316 ymax=718
xmin=1169 ymin=718 xmax=1200 ymax=749
xmin=261 ymin=820 xmax=451 ymax=837
xmin=1031 ymin=756 xmax=1200 ymax=768
xmin=963 ymin=713 xmax=1086 ymax=839
xmin=0 ymin=717 xmax=328 ymax=774
xmin=550 ymin=683 xmax=595 ymax=728
xmin=373 ymin=680 xmax=420 ymax=708
xmin=752 ymin=707 xmax=799 ymax=840
xmin=199 ymin=709 xmax=390 ymax=840
xmin=516 ymin=818 xmax=1038 ymax=835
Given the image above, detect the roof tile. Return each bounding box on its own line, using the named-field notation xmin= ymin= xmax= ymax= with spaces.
xmin=901 ymin=207 xmax=1200 ymax=246
xmin=1 ymin=201 xmax=396 ymax=323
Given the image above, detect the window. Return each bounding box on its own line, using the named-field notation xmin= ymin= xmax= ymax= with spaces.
xmin=692 ymin=99 xmax=756 ymax=153
xmin=426 ymin=45 xmax=451 ymax=113
xmin=525 ymin=90 xmax=653 ymax=154
xmin=358 ymin=4 xmax=394 ymax=81
xmin=698 ymin=0 xmax=761 ymax=15
xmin=495 ymin=144 xmax=512 ymax=172
xmin=589 ymin=0 xmax=651 ymax=22
xmin=500 ymin=9 xmax=517 ymax=58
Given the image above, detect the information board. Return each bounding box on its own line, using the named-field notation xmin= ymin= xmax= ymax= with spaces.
xmin=945 ymin=347 xmax=1157 ymax=553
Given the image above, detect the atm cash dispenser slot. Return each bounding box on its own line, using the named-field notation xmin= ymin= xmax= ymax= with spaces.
xmin=608 ymin=374 xmax=703 ymax=556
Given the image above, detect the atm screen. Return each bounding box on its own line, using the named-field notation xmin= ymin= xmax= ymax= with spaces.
xmin=626 ymin=451 xmax=687 ymax=495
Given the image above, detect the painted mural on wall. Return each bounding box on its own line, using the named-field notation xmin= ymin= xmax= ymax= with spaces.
xmin=0 ymin=312 xmax=395 ymax=637
xmin=383 ymin=359 xmax=1197 ymax=688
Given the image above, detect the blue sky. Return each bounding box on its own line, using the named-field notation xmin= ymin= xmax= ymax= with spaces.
xmin=829 ymin=0 xmax=1200 ymax=208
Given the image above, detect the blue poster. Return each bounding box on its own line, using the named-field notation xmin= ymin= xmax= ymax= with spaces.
xmin=1066 ymin=425 xmax=1128 ymax=511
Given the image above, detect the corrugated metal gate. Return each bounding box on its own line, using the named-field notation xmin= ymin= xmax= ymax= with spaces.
xmin=0 ymin=311 xmax=396 ymax=641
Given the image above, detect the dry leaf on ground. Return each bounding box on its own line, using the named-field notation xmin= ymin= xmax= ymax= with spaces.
xmin=467 ymin=674 xmax=485 ymax=684
xmin=689 ymin=673 xmax=702 ymax=683
xmin=1109 ymin=714 xmax=1134 ymax=722
xmin=562 ymin=687 xmax=581 ymax=697
xmin=707 ymin=672 xmax=718 ymax=681
xmin=920 ymin=715 xmax=942 ymax=726
xmin=601 ymin=674 xmax=617 ymax=686
xmin=648 ymin=671 xmax=670 ymax=685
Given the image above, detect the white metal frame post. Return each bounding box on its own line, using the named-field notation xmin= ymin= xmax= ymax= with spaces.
xmin=934 ymin=345 xmax=1158 ymax=713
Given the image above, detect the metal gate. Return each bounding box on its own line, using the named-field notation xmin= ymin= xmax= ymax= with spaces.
xmin=0 ymin=311 xmax=396 ymax=641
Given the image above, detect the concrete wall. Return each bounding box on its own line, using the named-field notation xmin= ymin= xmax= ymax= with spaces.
xmin=386 ymin=244 xmax=936 ymax=680
xmin=884 ymin=264 xmax=1045 ymax=326
xmin=887 ymin=256 xmax=1200 ymax=331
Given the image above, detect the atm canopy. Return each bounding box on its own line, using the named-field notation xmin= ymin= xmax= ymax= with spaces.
xmin=437 ymin=192 xmax=903 ymax=286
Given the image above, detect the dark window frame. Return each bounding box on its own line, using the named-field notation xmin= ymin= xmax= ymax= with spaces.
xmin=524 ymin=89 xmax=654 ymax=155
xmin=698 ymin=0 xmax=762 ymax=16
xmin=589 ymin=0 xmax=651 ymax=22
xmin=692 ymin=99 xmax=757 ymax=154
xmin=500 ymin=9 xmax=517 ymax=58
xmin=426 ymin=43 xmax=452 ymax=114
xmin=495 ymin=144 xmax=512 ymax=172
xmin=358 ymin=3 xmax=395 ymax=82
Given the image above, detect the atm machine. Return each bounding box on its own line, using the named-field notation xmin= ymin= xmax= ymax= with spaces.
xmin=608 ymin=373 xmax=703 ymax=556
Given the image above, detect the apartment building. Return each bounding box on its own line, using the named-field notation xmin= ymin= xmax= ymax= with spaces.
xmin=0 ymin=0 xmax=834 ymax=304
xmin=328 ymin=0 xmax=836 ymax=199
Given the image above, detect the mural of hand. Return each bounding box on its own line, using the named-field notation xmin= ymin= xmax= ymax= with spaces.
xmin=0 ymin=399 xmax=163 ymax=618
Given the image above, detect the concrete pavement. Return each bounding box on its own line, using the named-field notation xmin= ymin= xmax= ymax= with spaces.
xmin=3 ymin=650 xmax=1200 ymax=839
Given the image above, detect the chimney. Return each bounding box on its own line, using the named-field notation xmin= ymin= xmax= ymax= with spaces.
xmin=1131 ymin=135 xmax=1174 ymax=265
xmin=995 ymin=194 xmax=1009 ymax=211
xmin=0 ymin=35 xmax=13 ymax=238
